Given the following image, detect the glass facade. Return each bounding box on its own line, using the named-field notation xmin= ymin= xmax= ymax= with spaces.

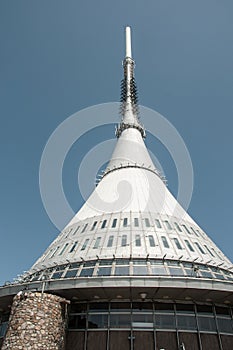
xmin=24 ymin=258 xmax=233 ymax=283
xmin=68 ymin=301 xmax=233 ymax=336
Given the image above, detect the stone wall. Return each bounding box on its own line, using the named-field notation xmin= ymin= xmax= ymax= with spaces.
xmin=1 ymin=291 xmax=69 ymax=350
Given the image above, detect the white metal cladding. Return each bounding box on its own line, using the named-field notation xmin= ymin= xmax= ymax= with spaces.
xmin=31 ymin=211 xmax=232 ymax=273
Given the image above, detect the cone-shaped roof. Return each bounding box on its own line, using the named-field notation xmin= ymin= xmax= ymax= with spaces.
xmin=26 ymin=27 xmax=232 ymax=290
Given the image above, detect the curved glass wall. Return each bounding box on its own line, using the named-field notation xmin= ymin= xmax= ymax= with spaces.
xmin=68 ymin=301 xmax=233 ymax=335
xmin=16 ymin=258 xmax=233 ymax=285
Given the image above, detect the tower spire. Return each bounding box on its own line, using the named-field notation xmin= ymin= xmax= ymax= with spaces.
xmin=125 ymin=26 xmax=132 ymax=58
xmin=116 ymin=26 xmax=145 ymax=138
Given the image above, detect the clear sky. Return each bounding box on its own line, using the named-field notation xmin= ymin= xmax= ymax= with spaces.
xmin=0 ymin=1 xmax=233 ymax=285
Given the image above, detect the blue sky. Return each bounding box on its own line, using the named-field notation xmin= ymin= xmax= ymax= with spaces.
xmin=0 ymin=1 xmax=233 ymax=285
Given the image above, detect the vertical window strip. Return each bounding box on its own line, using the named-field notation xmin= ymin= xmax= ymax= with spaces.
xmin=155 ymin=219 xmax=162 ymax=228
xmin=204 ymin=245 xmax=215 ymax=257
xmin=195 ymin=242 xmax=206 ymax=255
xmin=69 ymin=241 xmax=78 ymax=253
xmin=107 ymin=235 xmax=114 ymax=247
xmin=93 ymin=237 xmax=101 ymax=249
xmin=185 ymin=239 xmax=195 ymax=252
xmin=121 ymin=235 xmax=127 ymax=247
xmin=81 ymin=223 xmax=88 ymax=233
xmin=145 ymin=218 xmax=150 ymax=227
xmin=59 ymin=243 xmax=69 ymax=255
xmin=164 ymin=220 xmax=172 ymax=230
xmin=112 ymin=218 xmax=117 ymax=228
xmin=134 ymin=217 xmax=139 ymax=227
xmin=135 ymin=235 xmax=141 ymax=247
xmin=50 ymin=246 xmax=60 ymax=258
xmin=101 ymin=220 xmax=107 ymax=229
xmin=191 ymin=227 xmax=199 ymax=237
xmin=149 ymin=235 xmax=155 ymax=247
xmin=161 ymin=236 xmax=169 ymax=248
xmin=73 ymin=226 xmax=80 ymax=235
xmin=182 ymin=224 xmax=191 ymax=234
xmin=123 ymin=218 xmax=128 ymax=227
xmin=174 ymin=222 xmax=182 ymax=232
xmin=173 ymin=238 xmax=182 ymax=250
xmin=212 ymin=248 xmax=223 ymax=260
xmin=81 ymin=239 xmax=89 ymax=251
xmin=91 ymin=221 xmax=97 ymax=231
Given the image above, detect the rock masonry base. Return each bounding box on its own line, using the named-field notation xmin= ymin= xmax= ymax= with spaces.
xmin=1 ymin=291 xmax=69 ymax=350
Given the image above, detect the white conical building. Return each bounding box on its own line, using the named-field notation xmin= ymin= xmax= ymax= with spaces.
xmin=1 ymin=27 xmax=233 ymax=350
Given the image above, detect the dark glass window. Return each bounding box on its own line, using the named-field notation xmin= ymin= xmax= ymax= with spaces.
xmin=112 ymin=218 xmax=117 ymax=228
xmin=89 ymin=303 xmax=109 ymax=311
xmin=134 ymin=217 xmax=139 ymax=227
xmin=145 ymin=218 xmax=150 ymax=227
xmin=107 ymin=235 xmax=114 ymax=247
xmin=164 ymin=220 xmax=172 ymax=230
xmin=151 ymin=266 xmax=167 ymax=275
xmin=99 ymin=259 xmax=113 ymax=266
xmin=111 ymin=302 xmax=131 ymax=311
xmin=97 ymin=267 xmax=112 ymax=276
xmin=168 ymin=267 xmax=184 ymax=276
xmin=155 ymin=219 xmax=162 ymax=228
xmin=110 ymin=314 xmax=131 ymax=328
xmin=185 ymin=240 xmax=194 ymax=252
xmin=81 ymin=223 xmax=88 ymax=233
xmin=91 ymin=221 xmax=97 ymax=231
xmin=64 ymin=269 xmax=78 ymax=278
xmin=69 ymin=241 xmax=78 ymax=253
xmin=196 ymin=305 xmax=213 ymax=314
xmin=217 ymin=317 xmax=233 ymax=333
xmin=204 ymin=244 xmax=215 ymax=257
xmin=55 ymin=264 xmax=67 ymax=271
xmin=161 ymin=236 xmax=169 ymax=248
xmin=174 ymin=222 xmax=182 ymax=232
xmin=123 ymin=218 xmax=128 ymax=227
xmin=132 ymin=313 xmax=153 ymax=328
xmin=154 ymin=303 xmax=174 ymax=312
xmin=88 ymin=314 xmax=108 ymax=329
xmin=215 ymin=306 xmax=230 ymax=316
xmin=121 ymin=235 xmax=127 ymax=247
xmin=133 ymin=266 xmax=148 ymax=275
xmin=51 ymin=271 xmax=64 ymax=279
xmin=182 ymin=224 xmax=191 ymax=234
xmin=115 ymin=259 xmax=130 ymax=265
xmin=81 ymin=239 xmax=89 ymax=251
xmin=50 ymin=246 xmax=60 ymax=258
xmin=69 ymin=262 xmax=80 ymax=269
xmin=132 ymin=302 xmax=153 ymax=311
xmin=73 ymin=226 xmax=80 ymax=235
xmin=200 ymin=270 xmax=213 ymax=278
xmin=155 ymin=314 xmax=176 ymax=329
xmin=173 ymin=238 xmax=182 ymax=250
xmin=198 ymin=316 xmax=216 ymax=332
xmin=83 ymin=261 xmax=96 ymax=267
xmin=135 ymin=235 xmax=141 ymax=247
xmin=69 ymin=315 xmax=86 ymax=329
xmin=59 ymin=243 xmax=69 ymax=255
xmin=0 ymin=322 xmax=8 ymax=338
xmin=101 ymin=220 xmax=107 ymax=229
xmin=93 ymin=237 xmax=101 ymax=249
xmin=115 ymin=266 xmax=129 ymax=275
xmin=177 ymin=315 xmax=196 ymax=330
xmin=80 ymin=268 xmax=94 ymax=277
xmin=149 ymin=235 xmax=155 ymax=247
xmin=195 ymin=242 xmax=206 ymax=254
xmin=191 ymin=227 xmax=199 ymax=237
xmin=70 ymin=303 xmax=87 ymax=313
xmin=176 ymin=304 xmax=195 ymax=313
